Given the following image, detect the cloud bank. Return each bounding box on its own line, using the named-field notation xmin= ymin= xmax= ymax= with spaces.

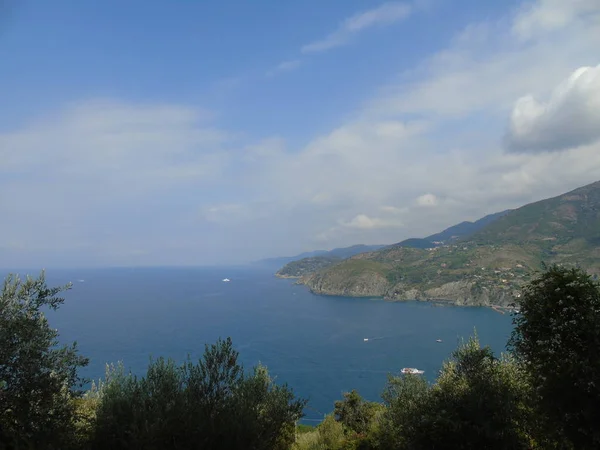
xmin=505 ymin=64 xmax=600 ymax=152
xmin=2 ymin=0 xmax=600 ymax=267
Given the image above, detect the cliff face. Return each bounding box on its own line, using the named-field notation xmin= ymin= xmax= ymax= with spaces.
xmin=302 ymin=276 xmax=518 ymax=306
xmin=304 ymin=271 xmax=389 ymax=297
xmin=393 ymin=280 xmax=517 ymax=306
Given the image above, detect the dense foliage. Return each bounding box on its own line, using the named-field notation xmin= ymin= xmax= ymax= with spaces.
xmin=2 ymin=265 xmax=599 ymax=449
xmin=373 ymin=337 xmax=534 ymax=449
xmin=0 ymin=273 xmax=88 ymax=450
xmin=510 ymin=265 xmax=600 ymax=449
xmin=333 ymin=390 xmax=379 ymax=436
xmin=90 ymin=338 xmax=306 ymax=450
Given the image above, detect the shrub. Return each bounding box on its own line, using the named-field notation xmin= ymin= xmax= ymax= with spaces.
xmin=90 ymin=338 xmax=306 ymax=450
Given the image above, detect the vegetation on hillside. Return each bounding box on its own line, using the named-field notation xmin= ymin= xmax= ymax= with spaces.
xmin=277 ymin=256 xmax=343 ymax=278
xmin=2 ymin=265 xmax=599 ymax=449
xmin=299 ymin=181 xmax=600 ymax=306
xmin=276 ymin=211 xmax=510 ymax=279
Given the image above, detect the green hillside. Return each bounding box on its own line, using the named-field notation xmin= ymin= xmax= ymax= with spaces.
xmin=300 ymin=181 xmax=600 ymax=306
xmin=276 ymin=211 xmax=510 ymax=278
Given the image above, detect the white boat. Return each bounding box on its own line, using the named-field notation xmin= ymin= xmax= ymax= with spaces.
xmin=222 ymin=278 xmax=230 ymax=282
xmin=401 ymin=368 xmax=424 ymax=375
xmin=363 ymin=338 xmax=369 ymax=342
xmin=436 ymin=339 xmax=442 ymax=343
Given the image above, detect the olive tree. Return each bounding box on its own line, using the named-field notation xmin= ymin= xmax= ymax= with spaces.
xmin=333 ymin=389 xmax=378 ymax=435
xmin=0 ymin=272 xmax=88 ymax=450
xmin=91 ymin=337 xmax=306 ymax=450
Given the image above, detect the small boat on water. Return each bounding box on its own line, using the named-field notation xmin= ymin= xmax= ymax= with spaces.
xmin=436 ymin=339 xmax=442 ymax=343
xmin=363 ymin=338 xmax=369 ymax=342
xmin=222 ymin=278 xmax=231 ymax=282
xmin=401 ymin=368 xmax=424 ymax=375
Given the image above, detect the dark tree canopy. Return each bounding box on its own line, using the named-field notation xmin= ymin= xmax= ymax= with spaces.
xmin=375 ymin=337 xmax=533 ymax=450
xmin=334 ymin=389 xmax=377 ymax=435
xmin=509 ymin=265 xmax=600 ymax=449
xmin=0 ymin=273 xmax=88 ymax=450
xmin=91 ymin=337 xmax=306 ymax=450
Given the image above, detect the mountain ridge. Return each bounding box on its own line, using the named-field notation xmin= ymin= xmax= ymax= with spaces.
xmin=276 ymin=210 xmax=511 ymax=278
xmin=297 ymin=181 xmax=600 ymax=306
xmin=257 ymin=244 xmax=385 ymax=268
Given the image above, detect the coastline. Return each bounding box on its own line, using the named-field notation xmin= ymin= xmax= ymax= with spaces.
xmin=275 ymin=273 xmax=301 ymax=279
xmin=288 ymin=277 xmax=518 ymax=311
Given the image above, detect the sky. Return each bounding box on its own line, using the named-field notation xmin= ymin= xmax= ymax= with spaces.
xmin=0 ymin=0 xmax=599 ymax=268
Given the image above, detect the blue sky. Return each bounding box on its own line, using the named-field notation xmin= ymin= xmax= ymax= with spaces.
xmin=1 ymin=0 xmax=599 ymax=267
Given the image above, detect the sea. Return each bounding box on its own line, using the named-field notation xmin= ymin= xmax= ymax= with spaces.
xmin=15 ymin=266 xmax=514 ymax=423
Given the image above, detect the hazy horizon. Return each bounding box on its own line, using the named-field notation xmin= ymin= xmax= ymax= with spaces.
xmin=1 ymin=0 xmax=599 ymax=268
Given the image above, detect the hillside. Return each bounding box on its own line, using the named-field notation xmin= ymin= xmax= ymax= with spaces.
xmin=299 ymin=181 xmax=600 ymax=306
xmin=390 ymin=210 xmax=511 ymax=248
xmin=257 ymin=250 xmax=328 ymax=267
xmin=274 ymin=245 xmax=385 ymax=277
xmin=260 ymin=244 xmax=385 ymax=268
xmin=276 ymin=211 xmax=509 ymax=278
xmin=276 ymin=256 xmax=343 ymax=278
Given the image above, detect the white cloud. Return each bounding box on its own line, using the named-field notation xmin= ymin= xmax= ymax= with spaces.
xmin=505 ymin=64 xmax=600 ymax=152
xmin=0 ymin=100 xmax=235 ymax=266
xmin=266 ymin=59 xmax=302 ymax=77
xmin=247 ymin=0 xmax=600 ymax=250
xmin=368 ymin=0 xmax=600 ymax=118
xmin=3 ymin=0 xmax=600 ymax=267
xmin=340 ymin=214 xmax=403 ymax=230
xmin=301 ymin=2 xmax=411 ymax=53
xmin=512 ymin=0 xmax=600 ymax=40
xmin=416 ymin=194 xmax=438 ymax=207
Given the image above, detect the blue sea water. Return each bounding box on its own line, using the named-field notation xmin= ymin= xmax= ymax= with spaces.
xmin=32 ymin=266 xmax=513 ymax=423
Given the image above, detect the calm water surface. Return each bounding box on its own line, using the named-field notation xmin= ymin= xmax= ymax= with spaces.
xmin=31 ymin=266 xmax=514 ymax=422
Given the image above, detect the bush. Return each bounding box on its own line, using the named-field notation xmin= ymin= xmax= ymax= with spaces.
xmin=90 ymin=338 xmax=306 ymax=450
xmin=375 ymin=336 xmax=533 ymax=449
xmin=293 ymin=415 xmax=345 ymax=450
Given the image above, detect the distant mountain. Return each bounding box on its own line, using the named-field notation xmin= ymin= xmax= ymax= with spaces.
xmin=471 ymin=182 xmax=600 ymax=248
xmin=298 ymin=181 xmax=600 ymax=307
xmin=326 ymin=244 xmax=387 ymax=258
xmin=276 ymin=245 xmax=389 ymax=278
xmin=258 ymin=244 xmax=385 ymax=269
xmin=427 ymin=210 xmax=512 ymax=242
xmin=393 ymin=210 xmax=511 ymax=249
xmin=257 ymin=251 xmax=328 ymax=268
xmin=276 ymin=211 xmax=510 ymax=278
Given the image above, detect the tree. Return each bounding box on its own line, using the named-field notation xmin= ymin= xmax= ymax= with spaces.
xmin=509 ymin=265 xmax=600 ymax=448
xmin=0 ymin=272 xmax=88 ymax=450
xmin=376 ymin=337 xmax=533 ymax=449
xmin=373 ymin=370 xmax=430 ymax=448
xmin=91 ymin=337 xmax=306 ymax=450
xmin=334 ymin=390 xmax=378 ymax=435
xmin=292 ymin=414 xmax=345 ymax=450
